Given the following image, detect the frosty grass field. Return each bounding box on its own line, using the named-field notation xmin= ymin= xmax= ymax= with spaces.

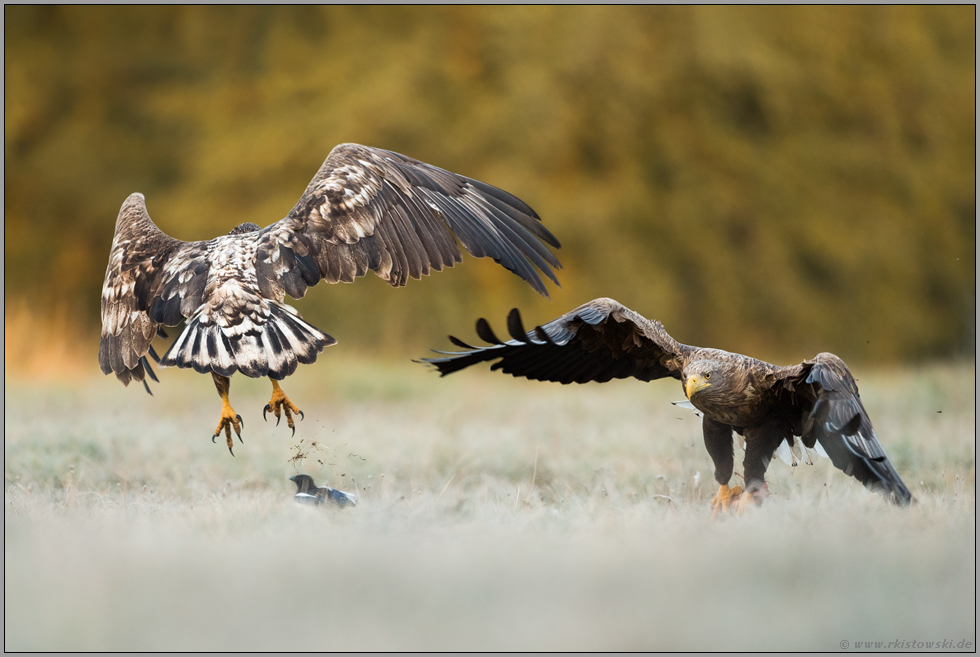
xmin=4 ymin=356 xmax=976 ymax=650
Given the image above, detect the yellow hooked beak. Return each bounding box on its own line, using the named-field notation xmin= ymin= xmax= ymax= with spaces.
xmin=685 ymin=375 xmax=710 ymax=399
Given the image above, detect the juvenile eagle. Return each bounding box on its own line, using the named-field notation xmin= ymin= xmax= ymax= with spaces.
xmin=422 ymin=298 xmax=913 ymax=511
xmin=100 ymin=143 xmax=561 ymax=454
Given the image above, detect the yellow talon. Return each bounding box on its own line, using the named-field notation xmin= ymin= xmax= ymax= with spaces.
xmin=710 ymin=484 xmax=743 ymax=518
xmin=212 ymin=387 xmax=243 ymax=456
xmin=733 ymin=483 xmax=769 ymax=515
xmin=734 ymin=491 xmax=752 ymax=516
xmin=264 ymin=379 xmax=304 ymax=436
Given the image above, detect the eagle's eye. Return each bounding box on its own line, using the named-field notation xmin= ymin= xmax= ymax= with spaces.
xmin=704 ymin=372 xmax=711 ymax=379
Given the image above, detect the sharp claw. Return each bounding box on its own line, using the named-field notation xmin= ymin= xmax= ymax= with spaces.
xmin=276 ymin=414 xmax=281 ymax=427
xmin=297 ymin=410 xmax=305 ymax=421
xmin=263 ymin=405 xmax=270 ymax=422
xmin=291 ymin=425 xmax=296 ymax=438
xmin=212 ymin=433 xmax=218 ymax=444
xmin=237 ymin=414 xmax=244 ymax=429
xmin=228 ymin=446 xmax=235 ymax=456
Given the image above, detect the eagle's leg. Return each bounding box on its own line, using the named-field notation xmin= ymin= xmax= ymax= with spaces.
xmin=211 ymin=372 xmax=244 ymax=456
xmin=264 ymin=378 xmax=304 ymax=437
xmin=702 ymin=417 xmax=742 ymax=517
xmin=735 ymin=419 xmax=788 ymax=512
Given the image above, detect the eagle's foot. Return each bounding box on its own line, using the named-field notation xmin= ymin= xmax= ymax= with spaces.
xmin=733 ymin=482 xmax=769 ymax=515
xmin=711 ymin=484 xmax=743 ymax=518
xmin=264 ymin=381 xmax=304 ymax=437
xmin=212 ymin=405 xmax=244 ymax=457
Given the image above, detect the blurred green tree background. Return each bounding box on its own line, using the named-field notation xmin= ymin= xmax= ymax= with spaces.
xmin=4 ymin=6 xmax=975 ymax=368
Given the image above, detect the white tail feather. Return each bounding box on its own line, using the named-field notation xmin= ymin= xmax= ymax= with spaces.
xmin=160 ymin=301 xmax=336 ymax=378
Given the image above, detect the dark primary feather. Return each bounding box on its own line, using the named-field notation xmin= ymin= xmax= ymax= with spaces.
xmin=422 ymin=298 xmax=691 ymax=384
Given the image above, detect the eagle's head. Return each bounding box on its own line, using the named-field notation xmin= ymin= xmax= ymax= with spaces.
xmin=683 ymin=359 xmax=723 ymax=401
xmin=229 ymin=222 xmax=261 ymax=236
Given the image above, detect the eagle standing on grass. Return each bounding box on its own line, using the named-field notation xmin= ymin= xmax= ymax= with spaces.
xmin=100 ymin=143 xmax=561 ymax=455
xmin=422 ymin=298 xmax=913 ymax=512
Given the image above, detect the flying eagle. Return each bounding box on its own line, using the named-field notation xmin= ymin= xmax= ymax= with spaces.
xmin=100 ymin=143 xmax=561 ymax=454
xmin=422 ymin=298 xmax=913 ymax=511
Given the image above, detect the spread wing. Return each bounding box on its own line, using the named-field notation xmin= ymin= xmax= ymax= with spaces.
xmin=774 ymin=353 xmax=912 ymax=504
xmin=98 ymin=193 xmax=210 ymax=390
xmin=422 ymin=297 xmax=694 ymax=384
xmin=253 ymin=143 xmax=561 ymax=302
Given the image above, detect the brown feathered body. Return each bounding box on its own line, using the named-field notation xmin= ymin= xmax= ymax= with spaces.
xmin=423 ymin=298 xmax=912 ymax=505
xmin=677 ymin=348 xmax=779 ymax=427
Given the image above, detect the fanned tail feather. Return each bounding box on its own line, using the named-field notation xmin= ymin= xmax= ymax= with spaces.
xmin=160 ymin=302 xmax=336 ymax=379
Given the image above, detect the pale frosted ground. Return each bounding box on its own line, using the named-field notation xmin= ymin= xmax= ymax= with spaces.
xmin=5 ymin=357 xmax=976 ymax=651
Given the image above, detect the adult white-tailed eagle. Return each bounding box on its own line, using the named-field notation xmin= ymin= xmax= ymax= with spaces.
xmin=100 ymin=143 xmax=561 ymax=455
xmin=422 ymin=298 xmax=913 ymax=511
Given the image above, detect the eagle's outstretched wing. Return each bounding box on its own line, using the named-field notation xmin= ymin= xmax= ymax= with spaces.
xmin=774 ymin=353 xmax=912 ymax=505
xmin=422 ymin=298 xmax=693 ymax=384
xmin=98 ymin=193 xmax=210 ymax=390
xmin=253 ymin=143 xmax=561 ymax=302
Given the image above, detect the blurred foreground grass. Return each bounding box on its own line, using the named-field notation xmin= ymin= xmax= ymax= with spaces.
xmin=4 ymin=356 xmax=976 ymax=650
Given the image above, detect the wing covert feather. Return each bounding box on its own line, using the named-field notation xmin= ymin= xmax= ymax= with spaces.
xmin=255 ymin=144 xmax=561 ymax=302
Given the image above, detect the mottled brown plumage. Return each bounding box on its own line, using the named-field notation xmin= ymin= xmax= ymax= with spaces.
xmin=100 ymin=143 xmax=561 ymax=453
xmin=423 ymin=297 xmax=912 ymax=507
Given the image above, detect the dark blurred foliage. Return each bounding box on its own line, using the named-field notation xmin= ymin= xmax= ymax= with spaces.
xmin=4 ymin=6 xmax=975 ymax=364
